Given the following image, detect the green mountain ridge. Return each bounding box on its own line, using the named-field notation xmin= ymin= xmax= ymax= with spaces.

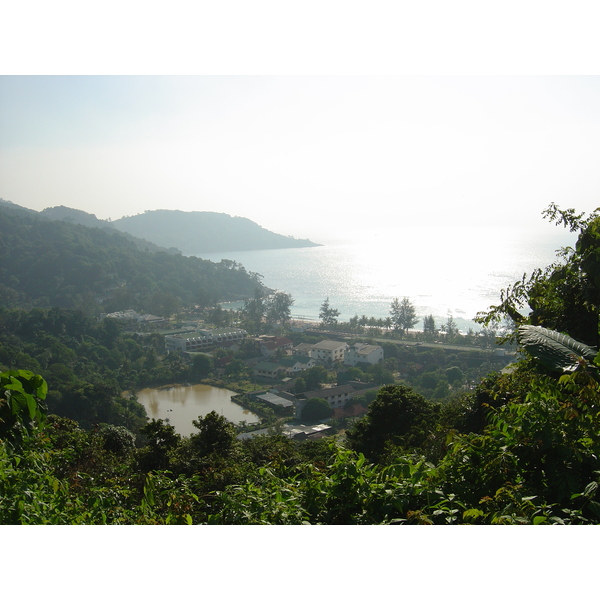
xmin=1 ymin=200 xmax=320 ymax=254
xmin=39 ymin=205 xmax=180 ymax=254
xmin=0 ymin=201 xmax=265 ymax=313
xmin=112 ymin=209 xmax=321 ymax=255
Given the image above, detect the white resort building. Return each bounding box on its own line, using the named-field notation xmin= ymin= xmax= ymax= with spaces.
xmin=309 ymin=340 xmax=348 ymax=364
xmin=344 ymin=343 xmax=384 ymax=367
xmin=165 ymin=327 xmax=247 ymax=352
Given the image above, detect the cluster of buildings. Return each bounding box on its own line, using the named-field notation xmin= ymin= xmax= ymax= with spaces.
xmin=248 ymin=339 xmax=384 ymax=429
xmin=164 ymin=331 xmax=384 ymax=375
xmin=164 ymin=327 xmax=248 ymax=352
xmin=253 ymin=340 xmax=384 ymax=380
xmin=162 ymin=325 xmax=385 ymax=431
xmin=235 ymin=379 xmax=379 ymax=441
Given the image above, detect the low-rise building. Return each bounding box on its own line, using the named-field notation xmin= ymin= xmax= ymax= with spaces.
xmin=277 ymin=355 xmax=316 ymax=375
xmin=256 ymin=336 xmax=294 ymax=357
xmin=344 ymin=343 xmax=384 ymax=366
xmin=165 ymin=327 xmax=247 ymax=352
xmin=303 ymin=384 xmax=357 ymax=410
xmin=297 ymin=383 xmax=382 ymax=418
xmin=237 ymin=422 xmax=332 ymax=441
xmin=100 ymin=309 xmax=141 ymax=321
xmin=332 ymin=403 xmax=368 ymax=420
xmin=310 ymin=340 xmax=348 ymax=364
xmin=253 ymin=391 xmax=294 ymax=411
xmin=294 ymin=343 xmax=315 ymax=357
xmin=139 ymin=313 xmax=165 ymax=324
xmin=253 ymin=361 xmax=287 ymax=380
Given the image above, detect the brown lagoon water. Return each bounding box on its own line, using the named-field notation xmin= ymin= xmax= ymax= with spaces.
xmin=135 ymin=384 xmax=259 ymax=437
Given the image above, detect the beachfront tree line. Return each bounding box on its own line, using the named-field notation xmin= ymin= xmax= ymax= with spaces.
xmin=243 ymin=292 xmax=446 ymax=337
xmin=232 ymin=291 xmax=472 ymax=344
xmin=241 ymin=289 xmax=294 ymax=333
xmin=317 ymin=295 xmax=460 ymax=339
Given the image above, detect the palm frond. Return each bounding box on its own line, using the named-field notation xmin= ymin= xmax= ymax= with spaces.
xmin=517 ymin=325 xmax=598 ymax=373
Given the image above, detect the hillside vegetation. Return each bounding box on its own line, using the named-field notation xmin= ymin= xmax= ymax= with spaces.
xmin=0 ymin=202 xmax=264 ymax=312
xmin=113 ymin=209 xmax=320 ymax=255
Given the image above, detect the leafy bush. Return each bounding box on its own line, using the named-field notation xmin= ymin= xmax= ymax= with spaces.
xmin=99 ymin=425 xmax=136 ymax=454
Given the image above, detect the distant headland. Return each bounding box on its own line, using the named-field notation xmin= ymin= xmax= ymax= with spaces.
xmin=112 ymin=209 xmax=321 ymax=255
xmin=0 ymin=200 xmax=321 ymax=255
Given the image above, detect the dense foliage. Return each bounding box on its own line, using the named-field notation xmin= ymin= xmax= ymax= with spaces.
xmin=0 ymin=305 xmax=221 ymax=430
xmin=0 ymin=203 xmax=264 ymax=312
xmin=477 ymin=203 xmax=600 ymax=346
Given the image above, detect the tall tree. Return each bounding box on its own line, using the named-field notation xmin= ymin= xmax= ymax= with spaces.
xmin=441 ymin=315 xmax=459 ymax=338
xmin=349 ymin=314 xmax=361 ymax=331
xmin=423 ymin=314 xmax=437 ymax=335
xmin=319 ymin=297 xmax=340 ymax=329
xmin=346 ymin=384 xmax=438 ymax=461
xmin=243 ymin=287 xmax=266 ymax=333
xmin=390 ymin=297 xmax=418 ymax=334
xmin=190 ymin=410 xmax=237 ymax=458
xmin=266 ymin=292 xmax=294 ymax=330
xmin=302 ymin=398 xmax=333 ymax=422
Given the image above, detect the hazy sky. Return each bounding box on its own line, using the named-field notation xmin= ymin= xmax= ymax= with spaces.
xmin=2 ymin=75 xmax=600 ymax=243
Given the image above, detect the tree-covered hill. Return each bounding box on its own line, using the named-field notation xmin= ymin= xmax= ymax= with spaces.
xmin=0 ymin=203 xmax=264 ymax=313
xmin=41 ymin=205 xmax=117 ymax=229
xmin=38 ymin=205 xmax=181 ymax=254
xmin=112 ymin=209 xmax=320 ymax=255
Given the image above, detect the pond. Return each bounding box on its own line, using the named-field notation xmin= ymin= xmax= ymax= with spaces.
xmin=134 ymin=384 xmax=259 ymax=437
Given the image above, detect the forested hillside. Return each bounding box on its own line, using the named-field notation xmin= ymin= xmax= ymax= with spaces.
xmin=0 ymin=203 xmax=264 ymax=313
xmin=112 ymin=209 xmax=320 ymax=255
xmin=39 ymin=204 xmax=180 ymax=254
xmin=0 ymin=304 xmax=210 ymax=429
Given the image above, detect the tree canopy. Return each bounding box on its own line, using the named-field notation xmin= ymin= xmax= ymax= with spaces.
xmin=319 ymin=297 xmax=340 ymax=328
xmin=0 ymin=203 xmax=265 ymax=313
xmin=346 ymin=384 xmax=439 ymax=461
xmin=302 ymin=398 xmax=332 ymax=422
xmin=476 ymin=203 xmax=600 ymax=346
xmin=390 ymin=297 xmax=418 ymax=334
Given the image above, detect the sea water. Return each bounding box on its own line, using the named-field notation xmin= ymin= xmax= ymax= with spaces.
xmin=199 ymin=226 xmax=577 ymax=332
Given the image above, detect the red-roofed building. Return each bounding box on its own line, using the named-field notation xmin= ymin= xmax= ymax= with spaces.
xmin=332 ymin=404 xmax=368 ymax=419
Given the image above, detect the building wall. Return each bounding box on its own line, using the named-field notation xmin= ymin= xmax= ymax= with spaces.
xmin=344 ymin=345 xmax=384 ymax=366
xmin=311 ymin=343 xmax=348 ymax=364
xmin=166 ymin=327 xmax=247 ymax=352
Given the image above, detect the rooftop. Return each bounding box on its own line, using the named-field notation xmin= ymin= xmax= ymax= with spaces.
xmin=351 ymin=343 xmax=382 ymax=355
xmin=256 ymin=392 xmax=294 ymax=408
xmin=237 ymin=422 xmax=331 ymax=441
xmin=304 ymin=384 xmax=357 ymax=400
xmin=254 ymin=361 xmax=286 ymax=371
xmin=332 ymin=404 xmax=368 ymax=419
xmin=312 ymin=340 xmax=348 ymax=351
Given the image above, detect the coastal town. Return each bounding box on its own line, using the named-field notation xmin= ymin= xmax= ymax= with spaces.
xmin=100 ymin=309 xmax=388 ymax=437
xmin=101 ymin=308 xmax=513 ymax=442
